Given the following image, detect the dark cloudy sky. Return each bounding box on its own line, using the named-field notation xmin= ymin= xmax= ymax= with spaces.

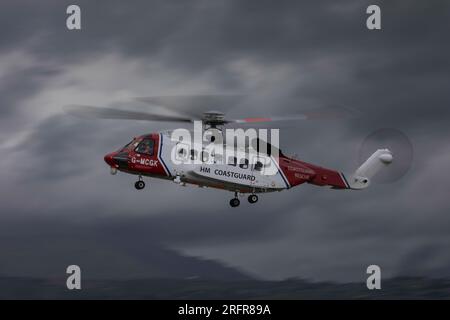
xmin=1 ymin=0 xmax=450 ymax=283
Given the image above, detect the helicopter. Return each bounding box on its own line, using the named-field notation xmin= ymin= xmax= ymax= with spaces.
xmin=65 ymin=95 xmax=411 ymax=207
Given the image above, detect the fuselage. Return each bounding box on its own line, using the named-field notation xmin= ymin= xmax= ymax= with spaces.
xmin=104 ymin=131 xmax=350 ymax=193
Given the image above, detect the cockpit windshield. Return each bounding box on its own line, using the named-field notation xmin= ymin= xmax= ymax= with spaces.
xmin=120 ymin=138 xmax=140 ymax=152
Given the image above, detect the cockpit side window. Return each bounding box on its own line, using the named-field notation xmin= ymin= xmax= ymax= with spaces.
xmin=135 ymin=138 xmax=155 ymax=155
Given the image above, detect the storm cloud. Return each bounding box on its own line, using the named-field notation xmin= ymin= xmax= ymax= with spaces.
xmin=0 ymin=0 xmax=450 ymax=283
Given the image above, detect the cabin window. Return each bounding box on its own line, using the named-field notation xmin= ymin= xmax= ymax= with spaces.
xmin=201 ymin=151 xmax=209 ymax=162
xmin=228 ymin=156 xmax=237 ymax=166
xmin=178 ymin=148 xmax=187 ymax=157
xmin=175 ymin=143 xmax=190 ymax=162
xmin=254 ymin=161 xmax=264 ymax=171
xmin=135 ymin=138 xmax=154 ymax=155
xmin=190 ymin=149 xmax=198 ymax=160
xmin=214 ymin=153 xmax=223 ymax=164
xmin=239 ymin=158 xmax=249 ymax=169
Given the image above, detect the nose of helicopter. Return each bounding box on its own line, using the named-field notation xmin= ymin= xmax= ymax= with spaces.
xmin=104 ymin=152 xmax=116 ymax=167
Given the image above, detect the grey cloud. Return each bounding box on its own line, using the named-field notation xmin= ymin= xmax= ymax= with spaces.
xmin=0 ymin=0 xmax=450 ymax=283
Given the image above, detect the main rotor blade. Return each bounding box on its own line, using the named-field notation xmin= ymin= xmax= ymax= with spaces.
xmin=64 ymin=105 xmax=193 ymax=123
xmin=230 ymin=105 xmax=360 ymax=124
xmin=136 ymin=94 xmax=245 ymax=118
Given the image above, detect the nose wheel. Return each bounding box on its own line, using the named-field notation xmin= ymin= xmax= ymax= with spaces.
xmin=134 ymin=176 xmax=145 ymax=190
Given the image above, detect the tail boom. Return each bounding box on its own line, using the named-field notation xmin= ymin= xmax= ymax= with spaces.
xmin=279 ymin=149 xmax=393 ymax=190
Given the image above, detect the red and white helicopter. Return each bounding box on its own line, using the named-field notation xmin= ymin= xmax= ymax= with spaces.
xmin=66 ymin=95 xmax=409 ymax=207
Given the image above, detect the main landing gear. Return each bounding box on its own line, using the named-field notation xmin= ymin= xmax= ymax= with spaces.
xmin=229 ymin=198 xmax=240 ymax=207
xmin=248 ymin=194 xmax=258 ymax=204
xmin=229 ymin=192 xmax=259 ymax=207
xmin=134 ymin=176 xmax=145 ymax=190
xmin=230 ymin=191 xmax=240 ymax=207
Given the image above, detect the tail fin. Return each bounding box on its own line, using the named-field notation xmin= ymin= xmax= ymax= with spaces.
xmin=348 ymin=149 xmax=393 ymax=189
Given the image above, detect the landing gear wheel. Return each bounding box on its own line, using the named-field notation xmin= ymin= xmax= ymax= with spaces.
xmin=229 ymin=198 xmax=240 ymax=207
xmin=248 ymin=194 xmax=258 ymax=204
xmin=135 ymin=180 xmax=145 ymax=190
